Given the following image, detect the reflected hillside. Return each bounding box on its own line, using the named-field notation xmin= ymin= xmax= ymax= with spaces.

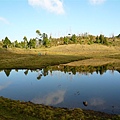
xmin=0 ymin=63 xmax=119 ymax=79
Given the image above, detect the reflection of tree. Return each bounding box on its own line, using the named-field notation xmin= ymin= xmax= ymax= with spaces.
xmin=64 ymin=66 xmax=69 ymax=73
xmin=4 ymin=69 xmax=11 ymax=77
xmin=71 ymin=67 xmax=77 ymax=75
xmin=15 ymin=69 xmax=18 ymax=72
xmin=99 ymin=65 xmax=107 ymax=75
xmin=37 ymin=74 xmax=42 ymax=80
xmin=1 ymin=63 xmax=118 ymax=79
xmin=24 ymin=70 xmax=29 ymax=75
xmin=63 ymin=64 xmax=110 ymax=75
xmin=117 ymin=69 xmax=120 ymax=73
xmin=42 ymin=67 xmax=49 ymax=76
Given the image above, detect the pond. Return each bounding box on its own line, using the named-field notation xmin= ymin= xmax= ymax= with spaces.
xmin=0 ymin=65 xmax=120 ymax=114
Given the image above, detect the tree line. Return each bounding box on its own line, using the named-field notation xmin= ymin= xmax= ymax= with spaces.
xmin=0 ymin=30 xmax=120 ymax=49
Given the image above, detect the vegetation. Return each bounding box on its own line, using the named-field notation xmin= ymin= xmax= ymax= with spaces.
xmin=0 ymin=96 xmax=120 ymax=120
xmin=0 ymin=30 xmax=120 ymax=49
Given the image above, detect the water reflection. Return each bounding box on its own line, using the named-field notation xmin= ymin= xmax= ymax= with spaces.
xmin=90 ymin=97 xmax=105 ymax=106
xmin=0 ymin=64 xmax=120 ymax=114
xmin=0 ymin=63 xmax=119 ymax=79
xmin=0 ymin=81 xmax=11 ymax=91
xmin=32 ymin=90 xmax=66 ymax=105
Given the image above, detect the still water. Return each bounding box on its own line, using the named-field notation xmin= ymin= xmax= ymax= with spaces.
xmin=0 ymin=65 xmax=120 ymax=114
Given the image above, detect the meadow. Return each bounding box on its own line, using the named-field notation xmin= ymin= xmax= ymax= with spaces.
xmin=0 ymin=44 xmax=120 ymax=69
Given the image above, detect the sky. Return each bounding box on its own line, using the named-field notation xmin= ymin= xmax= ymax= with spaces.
xmin=0 ymin=0 xmax=120 ymax=42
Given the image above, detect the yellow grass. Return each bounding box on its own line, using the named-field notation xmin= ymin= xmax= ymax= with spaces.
xmin=64 ymin=58 xmax=120 ymax=66
xmin=0 ymin=44 xmax=120 ymax=69
xmin=7 ymin=44 xmax=120 ymax=56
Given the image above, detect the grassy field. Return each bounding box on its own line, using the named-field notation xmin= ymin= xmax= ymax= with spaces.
xmin=0 ymin=44 xmax=120 ymax=119
xmin=0 ymin=44 xmax=120 ymax=69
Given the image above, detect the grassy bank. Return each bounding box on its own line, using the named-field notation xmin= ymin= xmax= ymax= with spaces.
xmin=0 ymin=97 xmax=120 ymax=120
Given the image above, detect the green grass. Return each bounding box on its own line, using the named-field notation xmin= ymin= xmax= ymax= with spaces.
xmin=0 ymin=48 xmax=89 ymax=69
xmin=0 ymin=97 xmax=119 ymax=120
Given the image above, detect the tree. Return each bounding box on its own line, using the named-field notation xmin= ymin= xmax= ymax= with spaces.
xmin=42 ymin=33 xmax=50 ymax=47
xmin=63 ymin=36 xmax=69 ymax=44
xmin=71 ymin=34 xmax=77 ymax=43
xmin=2 ymin=37 xmax=11 ymax=48
xmin=35 ymin=30 xmax=50 ymax=47
xmin=28 ymin=38 xmax=36 ymax=48
xmin=103 ymin=37 xmax=108 ymax=45
xmin=89 ymin=35 xmax=94 ymax=44
xmin=23 ymin=36 xmax=28 ymax=48
xmin=20 ymin=41 xmax=25 ymax=48
xmin=99 ymin=34 xmax=104 ymax=44
xmin=14 ymin=40 xmax=21 ymax=48
xmin=95 ymin=36 xmax=100 ymax=43
xmin=36 ymin=30 xmax=42 ymax=47
xmin=36 ymin=30 xmax=41 ymax=36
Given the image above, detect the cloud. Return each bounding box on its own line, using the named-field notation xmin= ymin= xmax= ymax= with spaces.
xmin=32 ymin=90 xmax=66 ymax=105
xmin=89 ymin=0 xmax=106 ymax=5
xmin=0 ymin=17 xmax=10 ymax=25
xmin=90 ymin=98 xmax=105 ymax=106
xmin=28 ymin=0 xmax=65 ymax=14
xmin=0 ymin=82 xmax=11 ymax=91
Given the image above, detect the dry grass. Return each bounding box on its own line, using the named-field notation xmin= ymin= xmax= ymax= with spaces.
xmin=5 ymin=44 xmax=120 ymax=56
xmin=64 ymin=58 xmax=120 ymax=66
xmin=0 ymin=44 xmax=120 ymax=69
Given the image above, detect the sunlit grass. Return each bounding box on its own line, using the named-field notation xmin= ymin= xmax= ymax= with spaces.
xmin=0 ymin=44 xmax=120 ymax=69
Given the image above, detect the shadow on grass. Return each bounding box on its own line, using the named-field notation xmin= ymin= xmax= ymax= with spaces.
xmin=0 ymin=48 xmax=90 ymax=69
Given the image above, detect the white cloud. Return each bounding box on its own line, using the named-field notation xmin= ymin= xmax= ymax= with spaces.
xmin=28 ymin=0 xmax=65 ymax=14
xmin=90 ymin=98 xmax=105 ymax=106
xmin=0 ymin=82 xmax=11 ymax=91
xmin=89 ymin=0 xmax=106 ymax=5
xmin=32 ymin=90 xmax=66 ymax=105
xmin=0 ymin=17 xmax=10 ymax=25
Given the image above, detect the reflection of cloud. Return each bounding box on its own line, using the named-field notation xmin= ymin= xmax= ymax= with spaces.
xmin=32 ymin=90 xmax=66 ymax=105
xmin=90 ymin=98 xmax=105 ymax=106
xmin=0 ymin=82 xmax=11 ymax=91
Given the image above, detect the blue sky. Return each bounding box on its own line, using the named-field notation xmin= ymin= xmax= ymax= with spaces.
xmin=0 ymin=0 xmax=120 ymax=42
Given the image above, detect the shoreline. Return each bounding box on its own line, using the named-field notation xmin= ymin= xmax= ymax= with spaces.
xmin=0 ymin=96 xmax=119 ymax=120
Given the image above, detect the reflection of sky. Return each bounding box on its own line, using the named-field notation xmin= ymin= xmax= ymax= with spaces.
xmin=90 ymin=97 xmax=105 ymax=106
xmin=32 ymin=90 xmax=66 ymax=105
xmin=0 ymin=69 xmax=120 ymax=114
xmin=0 ymin=81 xmax=12 ymax=91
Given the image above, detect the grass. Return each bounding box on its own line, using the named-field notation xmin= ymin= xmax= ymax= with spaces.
xmin=0 ymin=49 xmax=87 ymax=69
xmin=0 ymin=96 xmax=120 ymax=120
xmin=0 ymin=44 xmax=120 ymax=69
xmin=64 ymin=58 xmax=120 ymax=66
